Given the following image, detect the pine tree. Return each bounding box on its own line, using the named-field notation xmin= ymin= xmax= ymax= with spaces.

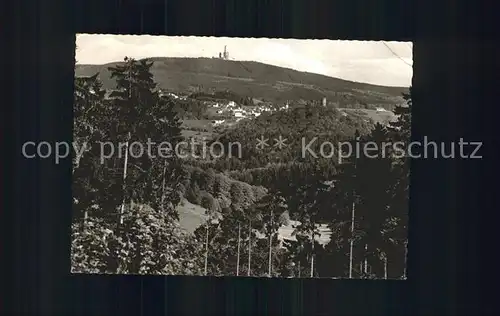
xmin=322 ymin=123 xmax=404 ymax=278
xmin=73 ymin=74 xmax=115 ymax=223
xmin=228 ymin=181 xmax=247 ymax=275
xmin=388 ymin=87 xmax=412 ymax=144
xmin=386 ymin=87 xmax=412 ymax=278
xmin=107 ymin=57 xmax=184 ymax=222
xmin=284 ymin=167 xmax=327 ymax=277
xmin=322 ymin=129 xmax=362 ymax=278
xmin=72 ymin=57 xmax=209 ymax=275
xmin=255 ymin=193 xmax=287 ymax=276
xmin=199 ymin=191 xmax=220 ymax=275
xmin=353 ymin=123 xmax=395 ymax=278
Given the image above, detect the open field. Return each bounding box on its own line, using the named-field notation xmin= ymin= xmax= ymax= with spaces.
xmin=182 ymin=119 xmax=214 ymax=131
xmin=181 ymin=119 xmax=215 ymax=140
xmin=339 ymin=108 xmax=398 ymax=125
xmin=177 ymin=199 xmax=332 ymax=245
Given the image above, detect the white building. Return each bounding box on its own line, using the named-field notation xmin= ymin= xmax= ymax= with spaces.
xmin=277 ymin=103 xmax=289 ymax=111
xmin=212 ymin=119 xmax=225 ymax=126
xmin=234 ymin=109 xmax=244 ymax=118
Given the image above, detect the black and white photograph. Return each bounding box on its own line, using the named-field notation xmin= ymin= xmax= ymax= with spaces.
xmin=71 ymin=34 xmax=412 ymax=279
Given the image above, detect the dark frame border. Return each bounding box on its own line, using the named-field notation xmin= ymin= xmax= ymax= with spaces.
xmin=6 ymin=0 xmax=491 ymax=315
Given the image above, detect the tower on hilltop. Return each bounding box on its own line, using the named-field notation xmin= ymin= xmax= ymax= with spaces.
xmin=220 ymin=45 xmax=229 ymax=60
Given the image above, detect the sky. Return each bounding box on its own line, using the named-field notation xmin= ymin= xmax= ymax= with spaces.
xmin=76 ymin=34 xmax=413 ymax=87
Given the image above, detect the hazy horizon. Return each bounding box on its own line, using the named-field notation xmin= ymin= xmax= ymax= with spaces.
xmin=76 ymin=34 xmax=413 ymax=87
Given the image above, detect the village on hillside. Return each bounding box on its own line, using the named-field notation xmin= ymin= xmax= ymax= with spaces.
xmin=157 ymin=90 xmax=396 ymax=128
xmin=73 ymin=38 xmax=411 ymax=279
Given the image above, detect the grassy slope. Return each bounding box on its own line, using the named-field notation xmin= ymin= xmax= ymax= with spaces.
xmin=340 ymin=108 xmax=398 ymax=125
xmin=176 ymin=199 xmax=210 ymax=233
xmin=176 ymin=199 xmax=331 ymax=245
xmin=76 ymin=57 xmax=408 ymax=110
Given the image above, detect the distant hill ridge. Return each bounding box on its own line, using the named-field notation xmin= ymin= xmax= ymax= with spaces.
xmin=75 ymin=57 xmax=408 ymax=110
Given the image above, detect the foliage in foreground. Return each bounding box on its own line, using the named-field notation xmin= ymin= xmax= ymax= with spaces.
xmin=71 ymin=205 xmax=204 ymax=275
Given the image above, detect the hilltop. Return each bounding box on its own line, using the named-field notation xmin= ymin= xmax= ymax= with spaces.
xmin=75 ymin=57 xmax=408 ymax=110
xmin=214 ymin=105 xmax=374 ymax=166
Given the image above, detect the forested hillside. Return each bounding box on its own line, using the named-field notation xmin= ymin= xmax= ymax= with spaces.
xmin=213 ymin=105 xmax=373 ymax=168
xmin=76 ymin=57 xmax=407 ymax=110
